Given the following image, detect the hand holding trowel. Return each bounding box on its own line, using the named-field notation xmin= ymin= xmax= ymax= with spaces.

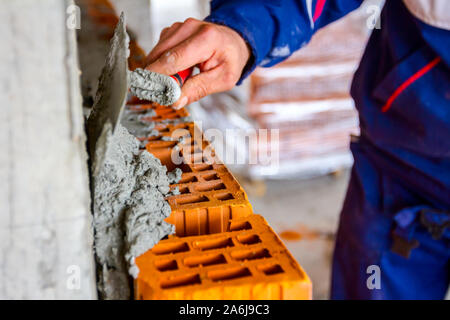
xmin=87 ymin=13 xmax=193 ymax=175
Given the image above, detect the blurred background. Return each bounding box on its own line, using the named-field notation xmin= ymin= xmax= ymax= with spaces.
xmin=77 ymin=0 xmax=381 ymax=299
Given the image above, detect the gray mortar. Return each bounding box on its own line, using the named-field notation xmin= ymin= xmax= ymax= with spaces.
xmin=87 ymin=14 xmax=182 ymax=300
xmin=120 ymin=107 xmax=158 ymax=138
xmin=92 ymin=124 xmax=182 ymax=299
xmin=130 ymin=68 xmax=181 ymax=106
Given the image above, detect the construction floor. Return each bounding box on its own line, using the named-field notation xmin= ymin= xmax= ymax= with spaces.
xmin=243 ymin=170 xmax=350 ymax=300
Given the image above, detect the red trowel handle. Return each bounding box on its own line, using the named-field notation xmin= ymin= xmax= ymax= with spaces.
xmin=170 ymin=67 xmax=193 ymax=87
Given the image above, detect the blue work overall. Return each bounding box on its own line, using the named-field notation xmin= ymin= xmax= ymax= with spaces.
xmin=206 ymin=0 xmax=450 ymax=299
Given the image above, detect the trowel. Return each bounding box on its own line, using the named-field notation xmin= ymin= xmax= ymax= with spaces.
xmin=130 ymin=67 xmax=193 ymax=106
xmin=86 ymin=12 xmax=130 ymax=176
xmin=87 ymin=13 xmax=192 ymax=175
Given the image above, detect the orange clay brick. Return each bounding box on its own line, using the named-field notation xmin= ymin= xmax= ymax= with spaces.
xmin=134 ymin=214 xmax=312 ymax=300
xmin=85 ymin=0 xmax=118 ymax=32
xmin=122 ymin=106 xmax=253 ymax=236
xmin=144 ymin=121 xmax=215 ymax=172
xmin=165 ymin=163 xmax=253 ymax=236
xmin=139 ymin=121 xmax=253 ymax=236
xmin=126 ymin=103 xmax=190 ymax=122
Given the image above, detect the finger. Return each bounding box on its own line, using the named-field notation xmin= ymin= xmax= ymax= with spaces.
xmin=146 ymin=25 xmax=217 ymax=76
xmin=145 ymin=23 xmax=183 ymax=65
xmin=160 ymin=22 xmax=182 ymax=41
xmin=172 ymin=65 xmax=230 ymax=109
xmin=146 ymin=18 xmax=200 ymax=65
xmin=199 ymin=53 xmax=222 ymax=72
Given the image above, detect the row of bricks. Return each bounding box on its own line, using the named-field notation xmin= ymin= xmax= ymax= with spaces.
xmin=95 ymin=3 xmax=312 ymax=301
xmin=125 ymin=102 xmax=254 ymax=237
xmin=135 ymin=214 xmax=312 ymax=299
xmin=128 ymin=102 xmax=191 ymax=123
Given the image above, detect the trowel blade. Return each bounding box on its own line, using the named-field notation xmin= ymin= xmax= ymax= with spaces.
xmin=86 ymin=13 xmax=130 ymax=173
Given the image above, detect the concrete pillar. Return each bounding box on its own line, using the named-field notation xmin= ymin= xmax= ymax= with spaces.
xmin=0 ymin=0 xmax=96 ymax=299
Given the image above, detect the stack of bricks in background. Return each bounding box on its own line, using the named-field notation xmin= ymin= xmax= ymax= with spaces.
xmin=248 ymin=7 xmax=370 ymax=178
xmin=135 ymin=214 xmax=311 ymax=299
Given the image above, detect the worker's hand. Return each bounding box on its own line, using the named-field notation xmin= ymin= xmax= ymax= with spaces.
xmin=145 ymin=18 xmax=251 ymax=109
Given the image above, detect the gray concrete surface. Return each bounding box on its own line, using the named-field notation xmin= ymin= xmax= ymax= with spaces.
xmin=0 ymin=0 xmax=96 ymax=299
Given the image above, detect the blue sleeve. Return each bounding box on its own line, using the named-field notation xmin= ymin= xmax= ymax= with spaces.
xmin=205 ymin=0 xmax=364 ymax=83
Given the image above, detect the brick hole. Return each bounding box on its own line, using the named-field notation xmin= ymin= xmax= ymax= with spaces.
xmin=148 ymin=141 xmax=177 ymax=149
xmin=155 ymin=259 xmax=178 ymax=272
xmin=215 ymin=193 xmax=234 ymax=201
xmin=161 ymin=234 xmax=170 ymax=240
xmin=173 ymin=123 xmax=190 ymax=130
xmin=183 ymin=253 xmax=227 ymax=268
xmin=258 ymin=264 xmax=284 ymax=276
xmin=176 ymin=163 xmax=193 ymax=173
xmin=194 ymin=237 xmax=234 ymax=251
xmin=202 ymin=173 xmax=219 ymax=181
xmin=147 ymin=136 xmax=162 ymax=141
xmin=191 ymin=164 xmax=213 ymax=171
xmin=202 ymin=155 xmax=216 ymax=163
xmin=237 ymin=234 xmax=261 ymax=245
xmin=191 ymin=140 xmax=205 ymax=149
xmin=152 ymin=241 xmax=189 ymax=255
xmin=230 ymin=248 xmax=271 ymax=261
xmin=208 ymin=267 xmax=251 ymax=282
xmin=179 ymin=175 xmax=198 ymax=183
xmin=176 ymin=195 xmax=209 ymax=205
xmin=158 ymin=127 xmax=170 ymax=133
xmin=229 ymin=220 xmax=252 ymax=232
xmin=159 ymin=113 xmax=180 ymax=120
xmin=160 ymin=149 xmax=192 ymax=172
xmin=195 ymin=182 xmax=226 ymax=192
xmin=160 ymin=274 xmax=201 ymax=289
xmin=176 ymin=186 xmax=190 ymax=194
